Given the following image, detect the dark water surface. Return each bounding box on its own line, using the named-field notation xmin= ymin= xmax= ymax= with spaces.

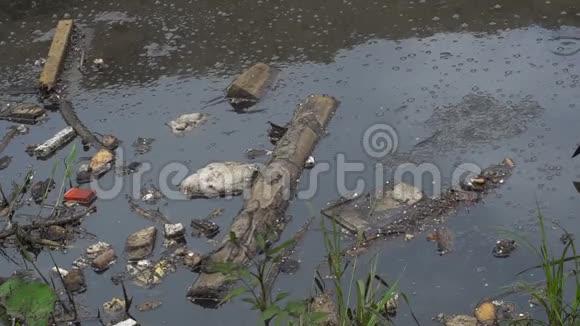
xmin=1 ymin=0 xmax=580 ymax=324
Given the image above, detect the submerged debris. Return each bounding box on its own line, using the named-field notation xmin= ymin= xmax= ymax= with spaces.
xmin=206 ymin=208 xmax=225 ymax=219
xmin=31 ymin=178 xmax=55 ymax=203
xmin=267 ymin=121 xmax=287 ymax=145
xmin=128 ymin=197 xmax=170 ymax=224
xmin=560 ymin=231 xmax=575 ymax=245
xmin=426 ymin=227 xmax=454 ymax=255
xmin=326 ymin=159 xmax=515 ymax=256
xmin=179 ymin=162 xmax=259 ymax=198
xmin=102 ymin=134 xmax=120 ymax=150
xmin=138 ymin=301 xmax=161 ymax=312
xmin=132 ymin=137 xmax=155 ymax=155
xmin=279 ymin=258 xmax=300 ymax=274
xmin=190 ymin=219 xmax=219 ymax=239
xmin=245 ymin=148 xmax=271 ymax=160
xmin=76 ymin=165 xmax=91 ymax=184
xmin=0 ymin=156 xmax=11 ymax=170
xmin=492 ymin=239 xmax=517 ymax=258
xmin=173 ymin=247 xmax=202 ymax=271
xmin=140 ymin=184 xmax=164 ymax=204
xmin=117 ymin=161 xmax=141 ymax=175
xmin=167 ymin=112 xmax=207 ymax=134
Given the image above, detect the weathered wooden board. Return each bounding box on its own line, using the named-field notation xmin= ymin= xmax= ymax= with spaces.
xmin=39 ymin=20 xmax=74 ymax=90
xmin=226 ymin=63 xmax=274 ymax=100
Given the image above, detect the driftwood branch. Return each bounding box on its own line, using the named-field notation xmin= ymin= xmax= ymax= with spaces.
xmin=0 ymin=206 xmax=95 ymax=240
xmin=59 ymin=101 xmax=105 ymax=150
xmin=187 ymin=95 xmax=338 ymax=305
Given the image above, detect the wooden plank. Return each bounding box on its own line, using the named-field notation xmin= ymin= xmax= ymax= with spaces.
xmin=187 ymin=95 xmax=338 ymax=305
xmin=226 ymin=63 xmax=274 ymax=100
xmin=39 ymin=20 xmax=74 ymax=90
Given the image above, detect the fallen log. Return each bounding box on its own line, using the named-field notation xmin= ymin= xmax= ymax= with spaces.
xmin=39 ymin=20 xmax=74 ymax=90
xmin=187 ymin=95 xmax=338 ymax=305
xmin=59 ymin=101 xmax=106 ymax=150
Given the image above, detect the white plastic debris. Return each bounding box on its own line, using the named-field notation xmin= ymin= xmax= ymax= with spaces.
xmin=392 ymin=183 xmax=423 ymax=205
xmin=34 ymin=126 xmax=76 ymax=158
xmin=126 ymin=259 xmax=152 ymax=276
xmin=34 ymin=58 xmax=46 ymax=66
xmin=179 ymin=162 xmax=259 ymax=198
xmin=16 ymin=124 xmax=29 ymax=134
xmin=167 ymin=112 xmax=207 ymax=134
xmin=85 ymin=242 xmax=112 ymax=258
xmin=163 ymin=223 xmax=185 ymax=239
xmin=112 ymin=318 xmax=137 ymax=326
xmin=51 ymin=267 xmax=69 ymax=277
xmin=304 ymin=156 xmax=316 ymax=169
xmin=142 ymin=193 xmax=154 ymax=202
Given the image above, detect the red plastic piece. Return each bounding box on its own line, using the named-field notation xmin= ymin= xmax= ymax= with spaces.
xmin=63 ymin=188 xmax=96 ymax=206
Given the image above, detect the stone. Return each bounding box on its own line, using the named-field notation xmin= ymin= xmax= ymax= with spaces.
xmin=45 ymin=225 xmax=66 ymax=241
xmin=163 ymin=223 xmax=185 ymax=239
xmin=167 ymin=112 xmax=206 ymax=134
xmin=103 ymin=297 xmax=125 ymax=315
xmin=475 ymin=301 xmax=496 ymax=325
xmin=138 ymin=301 xmax=161 ymax=312
xmin=179 ymin=162 xmax=258 ymax=198
xmin=308 ymin=292 xmax=339 ymax=326
xmin=440 ymin=315 xmax=478 ymax=326
xmin=393 ymin=182 xmax=423 ymax=205
xmin=125 ymin=227 xmax=157 ymax=261
xmin=91 ymin=248 xmax=117 ymax=272
xmin=102 ymin=134 xmax=120 ymax=149
xmin=89 ymin=149 xmax=114 ymax=177
xmin=384 ymin=293 xmax=399 ymax=316
xmin=62 ymin=269 xmax=86 ymax=293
